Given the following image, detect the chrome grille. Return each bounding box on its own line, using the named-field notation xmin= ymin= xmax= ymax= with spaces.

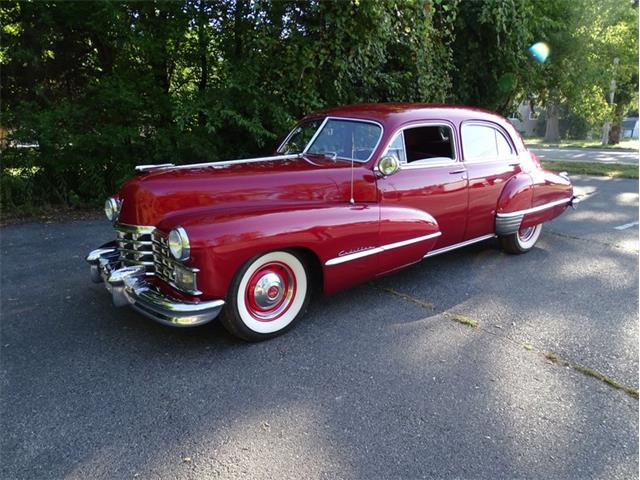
xmin=151 ymin=230 xmax=177 ymax=285
xmin=114 ymin=223 xmax=199 ymax=294
xmin=115 ymin=224 xmax=155 ymax=275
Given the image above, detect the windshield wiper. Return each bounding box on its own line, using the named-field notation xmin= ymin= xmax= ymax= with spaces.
xmin=307 ymin=151 xmax=338 ymax=161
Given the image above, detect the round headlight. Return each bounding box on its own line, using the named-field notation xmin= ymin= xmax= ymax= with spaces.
xmin=168 ymin=227 xmax=190 ymax=261
xmin=104 ymin=197 xmax=119 ymax=221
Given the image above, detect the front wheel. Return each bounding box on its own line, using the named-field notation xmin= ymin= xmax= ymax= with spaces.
xmin=499 ymin=223 xmax=543 ymax=254
xmin=220 ymin=250 xmax=310 ymax=342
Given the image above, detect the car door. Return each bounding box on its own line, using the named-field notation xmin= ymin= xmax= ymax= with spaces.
xmin=460 ymin=122 xmax=521 ymax=240
xmin=375 ymin=121 xmax=469 ymax=274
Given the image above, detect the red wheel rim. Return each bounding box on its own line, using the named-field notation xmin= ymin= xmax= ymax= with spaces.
xmin=245 ymin=262 xmax=296 ymax=322
xmin=518 ymin=226 xmax=535 ymax=242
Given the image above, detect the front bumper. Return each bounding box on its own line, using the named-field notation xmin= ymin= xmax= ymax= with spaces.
xmin=86 ymin=243 xmax=224 ymax=327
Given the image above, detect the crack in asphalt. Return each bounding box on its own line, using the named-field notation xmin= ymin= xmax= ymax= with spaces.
xmin=545 ymin=228 xmax=638 ymax=252
xmin=372 ymin=283 xmax=639 ymax=401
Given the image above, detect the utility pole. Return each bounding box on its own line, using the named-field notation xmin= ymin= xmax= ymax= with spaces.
xmin=601 ymin=57 xmax=620 ymax=145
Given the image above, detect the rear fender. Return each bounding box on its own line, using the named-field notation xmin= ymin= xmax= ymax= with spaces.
xmin=520 ymin=169 xmax=573 ymax=229
xmin=495 ymin=173 xmax=533 ymax=235
xmin=495 ymin=169 xmax=573 ymax=235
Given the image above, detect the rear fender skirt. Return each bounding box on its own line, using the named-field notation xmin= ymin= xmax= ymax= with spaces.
xmin=496 ymin=197 xmax=572 ymax=235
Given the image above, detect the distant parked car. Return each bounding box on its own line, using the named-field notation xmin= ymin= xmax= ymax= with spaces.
xmin=87 ymin=103 xmax=577 ymax=341
xmin=622 ymin=117 xmax=639 ymax=139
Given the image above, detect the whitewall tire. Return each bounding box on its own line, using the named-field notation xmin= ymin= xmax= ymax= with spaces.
xmin=220 ymin=251 xmax=310 ymax=341
xmin=499 ymin=223 xmax=543 ymax=254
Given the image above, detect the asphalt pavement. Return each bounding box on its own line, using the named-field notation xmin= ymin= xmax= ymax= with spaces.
xmin=1 ymin=176 xmax=638 ymax=479
xmin=530 ymin=147 xmax=639 ymax=165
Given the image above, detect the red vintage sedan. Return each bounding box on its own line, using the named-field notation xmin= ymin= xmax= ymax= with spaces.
xmin=87 ymin=104 xmax=577 ymax=341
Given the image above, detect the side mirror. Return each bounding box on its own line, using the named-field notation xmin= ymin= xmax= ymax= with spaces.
xmin=377 ymin=155 xmax=400 ymax=177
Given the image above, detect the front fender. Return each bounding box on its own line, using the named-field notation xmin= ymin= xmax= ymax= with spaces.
xmin=173 ymin=202 xmax=442 ymax=298
xmin=177 ymin=204 xmax=381 ymax=298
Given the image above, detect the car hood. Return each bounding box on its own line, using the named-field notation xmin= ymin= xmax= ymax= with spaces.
xmin=116 ymin=155 xmax=376 ymax=227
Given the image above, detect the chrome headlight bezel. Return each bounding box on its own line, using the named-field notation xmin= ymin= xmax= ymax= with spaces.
xmin=104 ymin=197 xmax=121 ymax=222
xmin=168 ymin=227 xmax=190 ymax=261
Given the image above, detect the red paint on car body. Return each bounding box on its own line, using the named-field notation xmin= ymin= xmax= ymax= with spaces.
xmin=110 ymin=104 xmax=573 ymax=302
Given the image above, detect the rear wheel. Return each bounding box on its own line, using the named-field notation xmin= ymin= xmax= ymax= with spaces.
xmin=499 ymin=223 xmax=543 ymax=254
xmin=220 ymin=250 xmax=310 ymax=341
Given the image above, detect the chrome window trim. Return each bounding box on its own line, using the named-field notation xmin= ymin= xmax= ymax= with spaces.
xmin=496 ymin=197 xmax=572 ymax=218
xmin=325 ymin=232 xmax=441 ymax=266
xmin=300 ymin=116 xmax=384 ymax=163
xmin=377 ymin=121 xmax=460 ymax=172
xmin=459 ymin=156 xmax=520 ymax=166
xmin=424 ymin=234 xmax=496 ymax=258
xmin=400 ymin=160 xmax=459 ymax=170
xmin=460 ymin=120 xmax=516 ymax=163
xmin=276 ymin=117 xmax=327 ymax=153
xmin=277 ymin=116 xmax=384 ymax=162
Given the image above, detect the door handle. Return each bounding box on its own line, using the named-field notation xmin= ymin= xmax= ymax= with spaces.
xmin=508 ymin=162 xmax=520 ymax=167
xmin=449 ymin=169 xmax=466 ymax=174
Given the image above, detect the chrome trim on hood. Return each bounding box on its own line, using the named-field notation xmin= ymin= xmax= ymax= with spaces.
xmin=135 ymin=154 xmax=301 ymax=173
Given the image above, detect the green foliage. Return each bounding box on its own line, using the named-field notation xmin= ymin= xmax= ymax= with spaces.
xmin=1 ymin=0 xmax=637 ymax=211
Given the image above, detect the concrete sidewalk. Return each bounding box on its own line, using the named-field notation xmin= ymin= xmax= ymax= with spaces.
xmin=530 ymin=147 xmax=639 ymax=165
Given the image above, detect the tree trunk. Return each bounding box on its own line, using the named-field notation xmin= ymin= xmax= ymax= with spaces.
xmin=608 ymin=102 xmax=626 ymax=145
xmin=544 ymin=103 xmax=560 ymax=142
xmin=608 ymin=123 xmax=621 ymax=144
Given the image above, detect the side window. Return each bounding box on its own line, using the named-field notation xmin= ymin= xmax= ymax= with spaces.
xmin=461 ymin=125 xmax=497 ymax=160
xmin=462 ymin=124 xmax=513 ymax=161
xmin=382 ymin=125 xmax=455 ymax=166
xmin=384 ymin=133 xmax=407 ymax=164
xmin=496 ymin=131 xmax=514 ymax=157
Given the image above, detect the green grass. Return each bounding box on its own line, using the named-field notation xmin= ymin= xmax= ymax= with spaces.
xmin=541 ymin=160 xmax=638 ymax=179
xmin=573 ymin=364 xmax=639 ymax=400
xmin=525 ymin=137 xmax=639 ymax=151
xmin=447 ymin=313 xmax=478 ymax=328
xmin=544 ymin=351 xmax=639 ymax=400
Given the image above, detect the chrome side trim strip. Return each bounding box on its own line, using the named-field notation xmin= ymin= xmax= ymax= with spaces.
xmin=496 ymin=197 xmax=572 ymax=218
xmin=325 ymin=247 xmax=382 ymax=266
xmin=380 ymin=232 xmax=442 ymax=252
xmin=325 ymin=232 xmax=441 ymax=266
xmin=424 ymin=234 xmax=495 ymax=258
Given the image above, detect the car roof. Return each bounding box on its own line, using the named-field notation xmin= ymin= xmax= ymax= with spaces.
xmin=300 ymin=102 xmax=526 ymax=155
xmin=304 ymin=103 xmax=509 ymax=128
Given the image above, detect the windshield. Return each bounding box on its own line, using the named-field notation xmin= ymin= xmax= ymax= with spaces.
xmin=278 ymin=119 xmax=323 ymax=154
xmin=278 ymin=118 xmax=382 ymax=162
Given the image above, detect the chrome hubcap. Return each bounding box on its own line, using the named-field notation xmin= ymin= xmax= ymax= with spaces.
xmin=253 ymin=272 xmax=284 ymax=309
xmin=245 ymin=262 xmax=296 ymax=322
xmin=518 ymin=226 xmax=535 ymax=242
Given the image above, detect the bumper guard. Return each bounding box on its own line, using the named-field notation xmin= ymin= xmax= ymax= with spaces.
xmin=86 ymin=243 xmax=224 ymax=327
